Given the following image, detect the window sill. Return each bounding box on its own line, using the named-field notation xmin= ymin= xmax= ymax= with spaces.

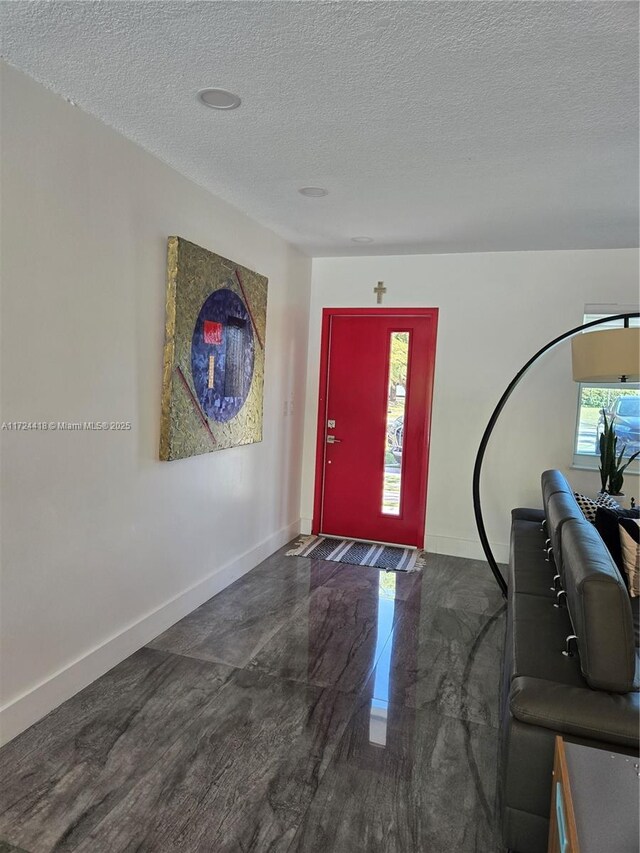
xmin=569 ymin=463 xmax=639 ymax=477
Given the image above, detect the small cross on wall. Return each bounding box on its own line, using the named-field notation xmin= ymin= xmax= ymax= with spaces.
xmin=373 ymin=281 xmax=386 ymax=304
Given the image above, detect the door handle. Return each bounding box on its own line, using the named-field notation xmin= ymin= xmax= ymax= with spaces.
xmin=326 ymin=435 xmax=342 ymax=444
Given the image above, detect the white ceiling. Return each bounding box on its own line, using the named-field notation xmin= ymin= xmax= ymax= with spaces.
xmin=1 ymin=1 xmax=638 ymax=256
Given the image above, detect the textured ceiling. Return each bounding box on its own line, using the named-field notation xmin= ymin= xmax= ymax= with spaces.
xmin=1 ymin=1 xmax=638 ymax=256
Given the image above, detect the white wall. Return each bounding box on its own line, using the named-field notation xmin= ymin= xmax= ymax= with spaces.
xmin=301 ymin=251 xmax=639 ymax=560
xmin=0 ymin=64 xmax=311 ymax=744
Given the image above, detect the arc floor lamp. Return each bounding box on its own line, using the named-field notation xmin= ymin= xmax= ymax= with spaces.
xmin=473 ymin=311 xmax=640 ymax=598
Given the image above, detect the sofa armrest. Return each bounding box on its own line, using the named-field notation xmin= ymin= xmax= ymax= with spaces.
xmin=509 ymin=676 xmax=640 ymax=748
xmin=511 ymin=507 xmax=545 ymax=523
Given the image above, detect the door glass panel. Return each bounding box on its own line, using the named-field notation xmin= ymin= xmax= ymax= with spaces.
xmin=382 ymin=332 xmax=409 ymax=515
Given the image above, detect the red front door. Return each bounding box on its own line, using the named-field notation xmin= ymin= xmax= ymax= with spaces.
xmin=313 ymin=309 xmax=438 ymax=547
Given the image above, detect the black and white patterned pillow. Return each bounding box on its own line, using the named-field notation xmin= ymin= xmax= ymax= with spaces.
xmin=574 ymin=491 xmax=619 ymax=524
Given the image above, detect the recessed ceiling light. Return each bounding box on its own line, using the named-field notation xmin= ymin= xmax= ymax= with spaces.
xmin=298 ymin=187 xmax=329 ymax=197
xmin=198 ymin=88 xmax=242 ymax=110
xmin=351 ymin=236 xmax=374 ymax=243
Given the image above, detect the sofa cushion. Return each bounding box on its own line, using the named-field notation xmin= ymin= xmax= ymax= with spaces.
xmin=508 ymin=592 xmax=586 ymax=687
xmin=562 ymin=519 xmax=636 ymax=693
xmin=541 ymin=470 xmax=573 ymax=511
xmin=510 ymin=517 xmax=547 ymax=553
xmin=509 ymin=676 xmax=640 ymax=747
xmin=509 ymin=520 xmax=555 ymax=598
xmin=546 ymin=491 xmax=585 ymax=581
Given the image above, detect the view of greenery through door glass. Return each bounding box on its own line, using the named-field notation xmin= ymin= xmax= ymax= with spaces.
xmin=382 ymin=332 xmax=409 ymax=516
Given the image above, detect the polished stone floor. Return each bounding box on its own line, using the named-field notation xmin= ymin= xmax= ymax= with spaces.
xmin=0 ymin=546 xmax=506 ymax=853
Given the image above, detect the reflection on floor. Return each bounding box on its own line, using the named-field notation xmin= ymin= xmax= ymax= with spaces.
xmin=0 ymin=546 xmax=506 ymax=853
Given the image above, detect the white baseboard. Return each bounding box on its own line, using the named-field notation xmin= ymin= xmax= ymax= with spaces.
xmin=300 ymin=517 xmax=312 ymax=535
xmin=425 ymin=533 xmax=509 ymax=565
xmin=0 ymin=519 xmax=301 ymax=747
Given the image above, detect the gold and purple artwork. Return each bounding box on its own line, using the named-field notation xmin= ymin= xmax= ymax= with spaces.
xmin=160 ymin=237 xmax=268 ymax=461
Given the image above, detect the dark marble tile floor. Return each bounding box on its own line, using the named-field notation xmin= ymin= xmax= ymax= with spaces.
xmin=0 ymin=544 xmax=506 ymax=853
xmin=0 ymin=842 xmax=29 ymax=853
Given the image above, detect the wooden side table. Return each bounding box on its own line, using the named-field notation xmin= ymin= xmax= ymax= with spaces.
xmin=548 ymin=736 xmax=640 ymax=853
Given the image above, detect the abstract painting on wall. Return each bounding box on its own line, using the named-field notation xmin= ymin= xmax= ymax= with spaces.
xmin=159 ymin=237 xmax=268 ymax=461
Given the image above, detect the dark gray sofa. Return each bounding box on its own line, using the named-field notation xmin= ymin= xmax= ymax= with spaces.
xmin=500 ymin=470 xmax=639 ymax=853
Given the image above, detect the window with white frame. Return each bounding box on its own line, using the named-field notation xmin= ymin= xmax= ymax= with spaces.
xmin=573 ymin=306 xmax=640 ymax=473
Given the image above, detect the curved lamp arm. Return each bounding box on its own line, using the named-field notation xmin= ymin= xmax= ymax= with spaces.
xmin=473 ymin=312 xmax=640 ymax=598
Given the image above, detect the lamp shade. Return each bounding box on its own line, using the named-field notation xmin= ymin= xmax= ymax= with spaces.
xmin=572 ymin=327 xmax=640 ymax=382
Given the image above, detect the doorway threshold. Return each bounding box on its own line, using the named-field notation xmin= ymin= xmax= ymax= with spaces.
xmin=318 ymin=533 xmax=418 ymax=550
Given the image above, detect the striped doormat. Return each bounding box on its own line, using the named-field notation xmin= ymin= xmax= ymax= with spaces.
xmin=286 ymin=535 xmax=425 ymax=572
